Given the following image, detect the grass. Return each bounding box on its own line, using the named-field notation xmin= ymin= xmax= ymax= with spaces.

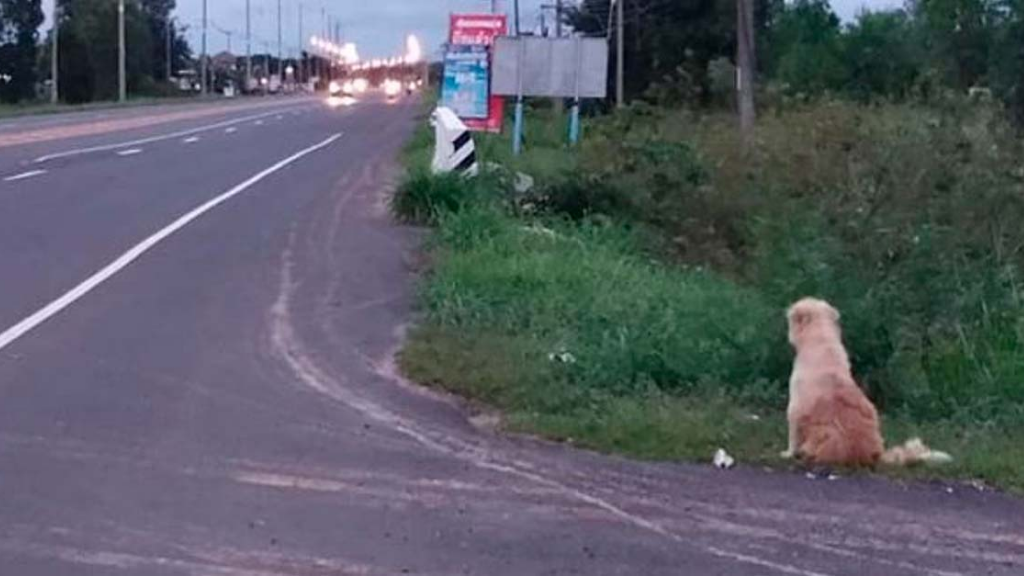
xmin=0 ymin=93 xmax=231 ymax=120
xmin=394 ymin=99 xmax=1024 ymax=494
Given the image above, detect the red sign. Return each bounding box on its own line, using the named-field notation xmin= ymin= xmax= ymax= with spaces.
xmin=449 ymin=13 xmax=507 ymax=133
xmin=450 ymin=14 xmax=508 ymax=46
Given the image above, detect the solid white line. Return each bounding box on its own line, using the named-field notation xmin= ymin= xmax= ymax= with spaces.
xmin=3 ymin=169 xmax=47 ymax=182
xmin=182 ymin=136 xmax=201 ymax=143
xmin=0 ymin=133 xmax=342 ymax=354
xmin=34 ymin=105 xmax=312 ymax=163
xmin=117 ymin=148 xmax=143 ymax=156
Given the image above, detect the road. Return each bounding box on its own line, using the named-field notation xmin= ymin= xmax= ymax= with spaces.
xmin=0 ymin=94 xmax=1022 ymax=576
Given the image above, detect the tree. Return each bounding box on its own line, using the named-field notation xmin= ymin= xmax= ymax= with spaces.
xmin=566 ymin=0 xmax=772 ymax=105
xmin=139 ymin=0 xmax=189 ymax=81
xmin=47 ymin=0 xmax=188 ymax=103
xmin=0 ymin=0 xmax=44 ymax=103
xmin=841 ymin=10 xmax=922 ymax=101
xmin=766 ymin=0 xmax=847 ymax=95
xmin=989 ymin=0 xmax=1024 ymax=124
xmin=912 ymin=0 xmax=999 ymax=90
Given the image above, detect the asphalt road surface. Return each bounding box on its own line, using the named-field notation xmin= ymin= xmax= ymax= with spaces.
xmin=1 ymin=94 xmax=1023 ymax=576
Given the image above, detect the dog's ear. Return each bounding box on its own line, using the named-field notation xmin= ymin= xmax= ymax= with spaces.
xmin=787 ymin=306 xmax=813 ymax=329
xmin=829 ymin=306 xmax=841 ymax=322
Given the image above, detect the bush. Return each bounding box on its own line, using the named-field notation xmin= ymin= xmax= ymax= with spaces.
xmin=698 ymin=99 xmax=1024 ymax=424
xmin=391 ymin=171 xmax=489 ymax=225
xmin=397 ymin=99 xmax=1024 ymax=489
xmin=421 ymin=206 xmax=782 ymax=404
xmin=415 ymin=99 xmax=1024 ymax=426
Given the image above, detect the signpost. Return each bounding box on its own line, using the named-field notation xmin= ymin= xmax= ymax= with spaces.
xmin=446 ymin=13 xmax=508 ymax=133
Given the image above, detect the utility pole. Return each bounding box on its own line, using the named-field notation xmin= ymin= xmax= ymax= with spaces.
xmin=491 ymin=0 xmax=497 ymax=12
xmin=118 ymin=0 xmax=126 ymax=102
xmin=513 ymin=0 xmax=520 ymax=35
xmin=555 ymin=0 xmax=562 ymax=37
xmin=201 ymin=0 xmax=208 ymax=95
xmin=298 ymin=4 xmax=304 ymax=84
xmin=554 ymin=0 xmax=563 ymax=113
xmin=246 ymin=0 xmax=252 ymax=91
xmin=736 ymin=0 xmax=756 ymax=147
xmin=321 ymin=7 xmax=327 ymax=83
xmin=277 ymin=0 xmax=283 ymax=85
xmin=615 ymin=0 xmax=624 ymax=108
xmin=166 ymin=18 xmax=173 ymax=80
xmin=50 ymin=0 xmax=59 ymax=104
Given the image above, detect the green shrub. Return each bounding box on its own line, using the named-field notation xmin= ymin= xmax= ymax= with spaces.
xmin=421 ymin=206 xmax=782 ymax=404
xmin=397 ymin=100 xmax=1024 ymax=489
xmin=391 ymin=171 xmax=489 ymax=225
xmin=400 ymin=98 xmax=1024 ymax=427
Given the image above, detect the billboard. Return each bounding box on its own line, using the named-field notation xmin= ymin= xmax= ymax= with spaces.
xmin=492 ymin=37 xmax=609 ymax=99
xmin=447 ymin=13 xmax=507 ymax=133
xmin=442 ymin=46 xmax=490 ymax=119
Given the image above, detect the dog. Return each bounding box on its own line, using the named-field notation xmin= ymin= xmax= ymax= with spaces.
xmin=782 ymin=297 xmax=952 ymax=467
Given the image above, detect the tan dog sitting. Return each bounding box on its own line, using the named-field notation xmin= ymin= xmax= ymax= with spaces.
xmin=782 ymin=298 xmax=951 ymax=467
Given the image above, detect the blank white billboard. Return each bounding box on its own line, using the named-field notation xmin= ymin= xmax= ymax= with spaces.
xmin=492 ymin=36 xmax=609 ymax=99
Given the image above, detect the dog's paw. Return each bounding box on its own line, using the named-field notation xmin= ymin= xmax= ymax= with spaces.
xmin=779 ymin=449 xmax=795 ymax=459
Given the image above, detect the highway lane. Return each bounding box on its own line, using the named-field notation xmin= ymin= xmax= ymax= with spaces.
xmin=1 ymin=95 xmax=1023 ymax=575
xmin=0 ymin=97 xmax=349 ymax=332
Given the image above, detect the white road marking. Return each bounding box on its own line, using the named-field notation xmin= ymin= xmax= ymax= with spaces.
xmin=116 ymin=148 xmax=143 ymax=156
xmin=275 ymin=115 xmax=283 ymax=120
xmin=224 ymin=127 xmax=237 ymax=134
xmin=0 ymin=133 xmax=342 ymax=354
xmin=3 ymin=169 xmax=47 ymax=182
xmin=254 ymin=120 xmax=264 ymax=126
xmin=182 ymin=136 xmax=201 ymax=143
xmin=33 ymin=105 xmax=312 ymax=163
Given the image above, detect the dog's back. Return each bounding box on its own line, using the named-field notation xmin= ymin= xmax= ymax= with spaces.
xmin=797 ymin=373 xmax=884 ymax=466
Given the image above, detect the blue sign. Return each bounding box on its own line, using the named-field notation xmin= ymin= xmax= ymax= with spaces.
xmin=442 ymin=45 xmax=490 ymax=119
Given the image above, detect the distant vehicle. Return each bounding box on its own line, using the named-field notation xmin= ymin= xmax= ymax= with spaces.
xmin=329 ymin=80 xmax=354 ymax=98
xmin=383 ymin=79 xmax=402 ymax=100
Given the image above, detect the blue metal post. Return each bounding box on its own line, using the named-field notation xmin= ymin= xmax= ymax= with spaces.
xmin=513 ymin=96 xmax=525 ymax=155
xmin=569 ymin=99 xmax=580 ymax=145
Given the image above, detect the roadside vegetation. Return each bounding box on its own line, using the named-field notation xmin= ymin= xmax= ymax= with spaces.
xmin=394 ymin=97 xmax=1024 ymax=492
xmin=0 ymin=94 xmax=217 ymax=120
xmin=391 ymin=0 xmax=1024 ymax=492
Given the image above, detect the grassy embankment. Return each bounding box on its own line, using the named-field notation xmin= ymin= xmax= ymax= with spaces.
xmin=395 ymin=99 xmax=1024 ymax=492
xmin=0 ymin=93 xmax=237 ymax=120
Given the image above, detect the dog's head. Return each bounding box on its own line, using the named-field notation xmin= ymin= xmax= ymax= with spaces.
xmin=786 ymin=297 xmax=841 ymax=347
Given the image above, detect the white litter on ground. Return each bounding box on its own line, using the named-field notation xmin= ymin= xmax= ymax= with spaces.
xmin=713 ymin=448 xmax=735 ymax=469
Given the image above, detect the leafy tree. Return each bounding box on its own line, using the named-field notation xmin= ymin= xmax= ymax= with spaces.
xmin=911 ymin=0 xmax=999 ymax=90
xmin=47 ymin=0 xmax=188 ymax=103
xmin=988 ymin=0 xmax=1024 ymax=123
xmin=567 ymin=0 xmax=772 ymax=105
xmin=841 ymin=10 xmax=922 ymax=101
xmin=139 ymin=0 xmax=189 ymax=81
xmin=0 ymin=0 xmax=44 ymax=102
xmin=767 ymin=0 xmax=847 ymax=95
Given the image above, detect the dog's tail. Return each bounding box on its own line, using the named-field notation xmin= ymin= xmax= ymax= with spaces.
xmin=881 ymin=438 xmax=953 ymax=466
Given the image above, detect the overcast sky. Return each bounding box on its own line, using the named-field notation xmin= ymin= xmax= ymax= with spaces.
xmin=42 ymin=0 xmax=905 ymax=60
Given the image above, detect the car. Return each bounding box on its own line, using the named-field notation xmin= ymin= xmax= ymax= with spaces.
xmin=383 ymin=79 xmax=402 ymax=100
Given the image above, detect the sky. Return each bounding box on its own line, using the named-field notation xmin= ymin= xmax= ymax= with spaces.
xmin=41 ymin=0 xmax=905 ymax=61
